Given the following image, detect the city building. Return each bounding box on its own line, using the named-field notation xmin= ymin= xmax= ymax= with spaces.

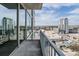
xmin=2 ymin=17 xmax=14 ymax=35
xmin=59 ymin=18 xmax=69 ymax=34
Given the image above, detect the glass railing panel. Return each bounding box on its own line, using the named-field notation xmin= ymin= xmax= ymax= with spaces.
xmin=40 ymin=30 xmax=65 ymax=56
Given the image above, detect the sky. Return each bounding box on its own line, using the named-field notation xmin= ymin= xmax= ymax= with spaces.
xmin=0 ymin=3 xmax=79 ymax=26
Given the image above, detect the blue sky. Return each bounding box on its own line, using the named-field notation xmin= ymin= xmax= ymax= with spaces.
xmin=0 ymin=3 xmax=79 ymax=26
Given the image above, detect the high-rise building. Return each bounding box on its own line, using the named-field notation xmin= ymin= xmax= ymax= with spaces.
xmin=2 ymin=17 xmax=14 ymax=35
xmin=64 ymin=18 xmax=69 ymax=33
xmin=59 ymin=18 xmax=69 ymax=34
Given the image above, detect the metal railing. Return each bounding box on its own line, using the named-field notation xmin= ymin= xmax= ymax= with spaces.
xmin=40 ymin=30 xmax=65 ymax=56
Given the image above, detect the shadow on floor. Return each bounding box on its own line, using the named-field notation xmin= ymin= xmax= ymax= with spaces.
xmin=0 ymin=40 xmax=23 ymax=56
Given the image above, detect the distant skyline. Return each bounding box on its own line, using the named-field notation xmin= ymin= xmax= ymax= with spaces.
xmin=0 ymin=3 xmax=79 ymax=26
xmin=35 ymin=3 xmax=79 ymax=26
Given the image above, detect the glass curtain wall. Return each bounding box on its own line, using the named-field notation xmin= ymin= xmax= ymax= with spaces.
xmin=0 ymin=4 xmax=16 ymax=44
xmin=0 ymin=4 xmax=18 ymax=56
xmin=19 ymin=9 xmax=25 ymax=40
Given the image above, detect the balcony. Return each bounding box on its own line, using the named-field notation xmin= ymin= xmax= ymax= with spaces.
xmin=9 ymin=30 xmax=65 ymax=56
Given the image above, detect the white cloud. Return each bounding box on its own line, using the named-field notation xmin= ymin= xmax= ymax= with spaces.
xmin=63 ymin=14 xmax=79 ymax=25
xmin=35 ymin=8 xmax=55 ymax=15
xmin=35 ymin=12 xmax=59 ymax=26
xmin=43 ymin=3 xmax=75 ymax=9
xmin=0 ymin=3 xmax=79 ymax=26
xmin=69 ymin=8 xmax=79 ymax=14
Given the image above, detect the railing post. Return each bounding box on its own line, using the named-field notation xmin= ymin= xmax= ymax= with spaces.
xmin=16 ymin=3 xmax=20 ymax=47
xmin=51 ymin=47 xmax=53 ymax=56
xmin=49 ymin=45 xmax=51 ymax=56
xmin=53 ymin=41 xmax=56 ymax=56
xmin=46 ymin=41 xmax=49 ymax=56
xmin=54 ymin=50 xmax=56 ymax=56
xmin=48 ymin=42 xmax=51 ymax=56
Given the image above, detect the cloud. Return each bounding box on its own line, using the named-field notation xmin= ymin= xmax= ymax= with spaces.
xmin=35 ymin=3 xmax=75 ymax=26
xmin=64 ymin=7 xmax=79 ymax=25
xmin=62 ymin=14 xmax=79 ymax=25
xmin=69 ymin=8 xmax=79 ymax=14
xmin=43 ymin=3 xmax=75 ymax=9
xmin=35 ymin=6 xmax=55 ymax=17
xmin=35 ymin=12 xmax=59 ymax=26
xmin=0 ymin=3 xmax=79 ymax=26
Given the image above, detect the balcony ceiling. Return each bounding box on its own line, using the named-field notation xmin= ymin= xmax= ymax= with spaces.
xmin=1 ymin=3 xmax=23 ymax=9
xmin=1 ymin=3 xmax=42 ymax=9
xmin=21 ymin=3 xmax=42 ymax=9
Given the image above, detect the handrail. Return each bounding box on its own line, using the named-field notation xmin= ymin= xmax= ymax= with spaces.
xmin=40 ymin=30 xmax=65 ymax=56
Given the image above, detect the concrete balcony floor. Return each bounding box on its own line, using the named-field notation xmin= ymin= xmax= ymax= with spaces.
xmin=10 ymin=40 xmax=42 ymax=56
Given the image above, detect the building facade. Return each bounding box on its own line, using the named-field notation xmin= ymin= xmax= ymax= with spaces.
xmin=59 ymin=18 xmax=69 ymax=34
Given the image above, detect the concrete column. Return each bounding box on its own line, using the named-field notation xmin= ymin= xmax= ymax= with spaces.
xmin=24 ymin=9 xmax=27 ymax=40
xmin=16 ymin=3 xmax=20 ymax=47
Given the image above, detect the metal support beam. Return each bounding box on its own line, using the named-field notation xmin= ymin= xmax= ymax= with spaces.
xmin=24 ymin=9 xmax=27 ymax=40
xmin=31 ymin=10 xmax=34 ymax=40
xmin=16 ymin=3 xmax=20 ymax=47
